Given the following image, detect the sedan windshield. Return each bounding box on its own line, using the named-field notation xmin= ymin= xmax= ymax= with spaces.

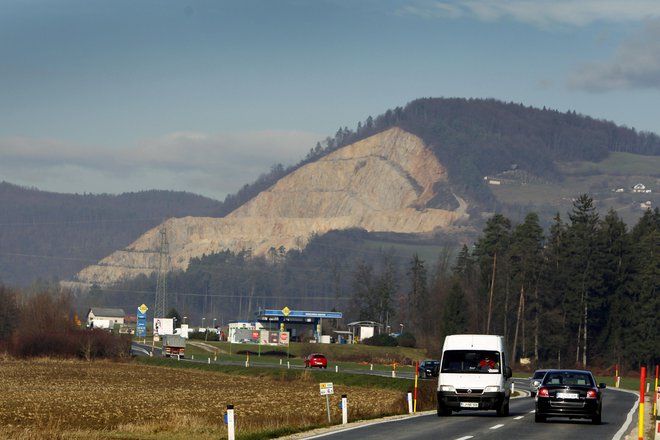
xmin=441 ymin=350 xmax=501 ymax=373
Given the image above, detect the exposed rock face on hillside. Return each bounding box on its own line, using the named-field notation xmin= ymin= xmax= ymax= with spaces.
xmin=73 ymin=127 xmax=469 ymax=286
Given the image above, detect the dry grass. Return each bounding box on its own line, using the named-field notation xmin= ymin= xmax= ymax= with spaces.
xmin=0 ymin=358 xmax=407 ymax=439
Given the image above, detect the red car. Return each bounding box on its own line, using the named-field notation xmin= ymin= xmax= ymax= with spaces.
xmin=304 ymin=353 xmax=328 ymax=369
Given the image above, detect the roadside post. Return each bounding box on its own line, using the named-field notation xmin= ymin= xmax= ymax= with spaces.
xmin=616 ymin=363 xmax=620 ymax=388
xmin=654 ymin=364 xmax=658 ymax=417
xmin=639 ymin=366 xmax=646 ymax=440
xmin=320 ymin=382 xmax=334 ymax=423
xmin=225 ymin=404 xmax=235 ymax=440
xmin=414 ymin=361 xmax=419 ymax=412
xmin=341 ymin=394 xmax=348 ymax=425
xmin=407 ymin=392 xmax=413 ymax=414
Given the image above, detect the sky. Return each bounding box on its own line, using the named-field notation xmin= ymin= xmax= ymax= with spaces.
xmin=2 ymin=0 xmax=660 ymax=202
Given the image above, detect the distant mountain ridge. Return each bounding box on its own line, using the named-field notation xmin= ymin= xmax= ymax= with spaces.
xmin=3 ymin=97 xmax=659 ymax=287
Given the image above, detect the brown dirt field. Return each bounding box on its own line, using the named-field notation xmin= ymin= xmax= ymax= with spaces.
xmin=0 ymin=358 xmax=406 ymax=439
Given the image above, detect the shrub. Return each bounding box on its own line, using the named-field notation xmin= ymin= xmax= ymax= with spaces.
xmin=187 ymin=330 xmax=219 ymax=341
xmin=9 ymin=328 xmax=131 ymax=360
xmin=397 ymin=332 xmax=417 ymax=348
xmin=362 ymin=334 xmax=399 ymax=347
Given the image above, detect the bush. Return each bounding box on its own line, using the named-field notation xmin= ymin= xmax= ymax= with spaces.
xmin=397 ymin=332 xmax=417 ymax=348
xmin=188 ymin=330 xmax=219 ymax=341
xmin=362 ymin=334 xmax=399 ymax=347
xmin=9 ymin=328 xmax=132 ymax=360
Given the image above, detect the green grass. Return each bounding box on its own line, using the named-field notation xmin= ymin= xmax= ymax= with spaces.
xmin=489 ymin=151 xmax=659 ymax=227
xmin=558 ymin=152 xmax=660 ymax=177
xmin=166 ymin=340 xmax=428 ymax=372
xmin=136 ymin=356 xmax=420 ymax=392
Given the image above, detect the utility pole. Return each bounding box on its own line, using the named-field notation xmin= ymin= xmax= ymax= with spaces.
xmin=155 ymin=224 xmax=169 ymax=320
xmin=486 ymin=253 xmax=497 ymax=334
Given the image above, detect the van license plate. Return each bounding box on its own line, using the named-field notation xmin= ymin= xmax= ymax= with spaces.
xmin=460 ymin=402 xmax=479 ymax=408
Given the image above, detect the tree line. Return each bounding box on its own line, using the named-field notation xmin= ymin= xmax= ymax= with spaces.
xmin=364 ymin=195 xmax=658 ymax=371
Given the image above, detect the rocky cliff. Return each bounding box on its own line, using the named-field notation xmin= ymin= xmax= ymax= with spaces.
xmin=73 ymin=127 xmax=469 ymax=286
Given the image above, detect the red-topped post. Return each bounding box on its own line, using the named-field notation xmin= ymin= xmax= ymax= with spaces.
xmin=639 ymin=366 xmax=646 ymax=440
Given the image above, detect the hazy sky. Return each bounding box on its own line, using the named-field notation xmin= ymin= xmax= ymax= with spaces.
xmin=2 ymin=0 xmax=660 ymax=201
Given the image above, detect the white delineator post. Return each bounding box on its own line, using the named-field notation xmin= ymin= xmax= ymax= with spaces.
xmin=407 ymin=392 xmax=413 ymax=414
xmin=341 ymin=394 xmax=348 ymax=425
xmin=226 ymin=404 xmax=235 ymax=440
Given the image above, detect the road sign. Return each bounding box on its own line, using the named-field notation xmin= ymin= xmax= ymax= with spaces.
xmin=137 ymin=304 xmax=148 ymax=337
xmin=282 ymin=306 xmax=291 ymax=316
xmin=319 ymin=382 xmax=334 ymax=395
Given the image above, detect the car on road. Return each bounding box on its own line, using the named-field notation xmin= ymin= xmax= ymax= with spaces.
xmin=304 ymin=353 xmax=328 ymax=369
xmin=529 ymin=369 xmax=548 ymax=397
xmin=535 ymin=369 xmax=605 ymax=424
xmin=418 ymin=360 xmax=440 ymax=378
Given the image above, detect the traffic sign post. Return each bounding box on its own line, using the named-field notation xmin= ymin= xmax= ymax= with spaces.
xmin=320 ymin=382 xmax=334 ymax=423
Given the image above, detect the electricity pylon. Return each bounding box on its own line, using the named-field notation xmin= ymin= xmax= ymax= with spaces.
xmin=154 ymin=224 xmax=169 ymax=319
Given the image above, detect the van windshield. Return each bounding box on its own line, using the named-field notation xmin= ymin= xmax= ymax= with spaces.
xmin=441 ymin=350 xmax=501 ymax=374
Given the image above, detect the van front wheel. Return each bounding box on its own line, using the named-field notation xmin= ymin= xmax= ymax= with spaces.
xmin=437 ymin=404 xmax=451 ymax=417
xmin=496 ymin=398 xmax=509 ymax=417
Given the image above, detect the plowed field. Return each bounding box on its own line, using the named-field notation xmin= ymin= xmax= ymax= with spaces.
xmin=0 ymin=358 xmax=406 ymax=439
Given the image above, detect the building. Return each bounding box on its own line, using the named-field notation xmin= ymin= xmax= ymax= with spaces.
xmin=255 ymin=308 xmax=343 ymax=343
xmin=86 ymin=307 xmax=125 ymax=329
xmin=633 ymin=183 xmax=651 ymax=193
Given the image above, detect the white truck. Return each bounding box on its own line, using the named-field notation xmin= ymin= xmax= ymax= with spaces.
xmin=436 ymin=334 xmax=512 ymax=417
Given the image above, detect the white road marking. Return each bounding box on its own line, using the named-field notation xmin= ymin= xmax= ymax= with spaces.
xmin=529 ymin=410 xmax=535 ymax=414
xmin=455 ymin=437 xmax=473 ymax=440
xmin=490 ymin=424 xmax=504 ymax=430
xmin=514 ymin=416 xmax=524 ymax=420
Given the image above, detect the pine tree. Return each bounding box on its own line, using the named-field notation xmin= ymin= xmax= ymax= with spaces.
xmin=407 ymin=254 xmax=428 ymax=335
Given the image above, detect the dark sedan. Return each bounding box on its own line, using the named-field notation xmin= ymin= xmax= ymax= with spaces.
xmin=535 ymin=369 xmax=605 ymax=424
xmin=418 ymin=360 xmax=440 ymax=378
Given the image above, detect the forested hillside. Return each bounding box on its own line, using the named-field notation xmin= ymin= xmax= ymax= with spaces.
xmin=101 ymin=197 xmax=659 ymax=370
xmin=0 ymin=182 xmax=224 ymax=286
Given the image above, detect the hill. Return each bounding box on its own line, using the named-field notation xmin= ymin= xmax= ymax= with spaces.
xmin=4 ymin=98 xmax=660 ymax=289
xmin=0 ymin=182 xmax=224 ymax=286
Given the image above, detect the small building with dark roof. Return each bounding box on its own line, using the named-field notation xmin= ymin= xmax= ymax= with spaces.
xmin=86 ymin=307 xmax=126 ymax=328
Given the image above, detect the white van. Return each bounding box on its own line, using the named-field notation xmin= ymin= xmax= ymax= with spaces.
xmin=436 ymin=334 xmax=512 ymax=416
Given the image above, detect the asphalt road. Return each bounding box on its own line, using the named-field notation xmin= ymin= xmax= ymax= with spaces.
xmin=303 ymin=382 xmax=638 ymax=440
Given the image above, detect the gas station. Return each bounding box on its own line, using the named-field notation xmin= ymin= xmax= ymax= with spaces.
xmin=255 ymin=307 xmax=343 ymax=343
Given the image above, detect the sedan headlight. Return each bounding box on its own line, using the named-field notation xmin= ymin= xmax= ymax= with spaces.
xmin=483 ymin=386 xmax=501 ymax=393
xmin=439 ymin=385 xmax=456 ymax=392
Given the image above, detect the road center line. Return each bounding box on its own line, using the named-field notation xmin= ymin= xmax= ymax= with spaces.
xmin=490 ymin=424 xmax=504 ymax=430
xmin=455 ymin=436 xmax=473 ymax=440
xmin=514 ymin=416 xmax=524 ymax=420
